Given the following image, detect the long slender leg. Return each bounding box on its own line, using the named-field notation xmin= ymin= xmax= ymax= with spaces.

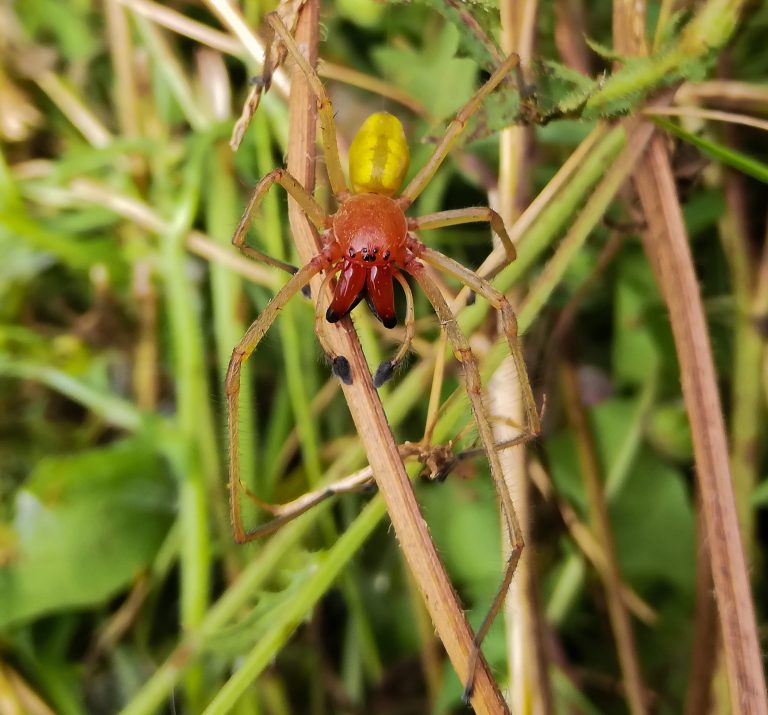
xmin=413 ymin=241 xmax=541 ymax=437
xmin=408 ymin=207 xmax=516 ymax=265
xmin=373 ymin=272 xmax=416 ymax=387
xmin=233 ymin=167 xmax=328 ymax=276
xmin=237 ymin=463 xmax=377 ymax=539
xmin=398 ymin=51 xmax=520 ymax=208
xmin=267 ymin=13 xmax=349 ymax=199
xmin=421 ymin=330 xmax=448 ymax=445
xmin=406 ymin=260 xmax=525 ymax=701
xmin=313 ymin=268 xmax=353 ymax=384
xmin=226 ymin=255 xmax=328 ymax=543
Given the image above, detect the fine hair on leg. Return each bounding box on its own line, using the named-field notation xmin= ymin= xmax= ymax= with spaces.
xmin=414 ymin=242 xmax=540 ymax=437
xmin=398 ymin=51 xmax=520 ymax=207
xmin=313 ymin=268 xmax=352 ymax=384
xmin=226 ymin=256 xmax=328 ymax=543
xmin=233 ymin=167 xmax=329 ymax=279
xmin=373 ymin=272 xmax=416 ymax=387
xmin=406 ymin=259 xmax=525 ymax=701
xmin=408 ymin=207 xmax=516 ymax=265
xmin=266 ymin=13 xmax=349 ymax=199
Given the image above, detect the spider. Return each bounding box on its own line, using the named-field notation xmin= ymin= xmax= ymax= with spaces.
xmin=226 ymin=12 xmax=541 ymax=699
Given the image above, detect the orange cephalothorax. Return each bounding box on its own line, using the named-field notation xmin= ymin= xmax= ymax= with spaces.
xmin=331 ymin=193 xmax=408 ymax=264
xmin=327 ymin=194 xmax=407 ymax=328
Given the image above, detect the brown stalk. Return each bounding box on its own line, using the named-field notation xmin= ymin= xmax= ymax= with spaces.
xmin=614 ymin=0 xmax=767 ymax=709
xmin=560 ymin=361 xmax=648 ymax=715
xmin=632 ymin=134 xmax=768 ymax=715
xmin=684 ymin=501 xmax=719 ymax=715
xmin=286 ymin=4 xmax=509 ymax=713
xmin=554 ymin=0 xmax=591 ymax=74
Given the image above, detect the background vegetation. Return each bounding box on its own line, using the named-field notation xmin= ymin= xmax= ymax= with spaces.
xmin=1 ymin=0 xmax=766 ymax=713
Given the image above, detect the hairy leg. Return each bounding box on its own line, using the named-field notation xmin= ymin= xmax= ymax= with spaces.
xmin=267 ymin=13 xmax=349 ymax=199
xmin=373 ymin=272 xmax=416 ymax=386
xmin=226 ymin=255 xmax=328 ymax=543
xmin=233 ymin=167 xmax=328 ymax=277
xmin=413 ymin=241 xmax=540 ymax=437
xmin=398 ymin=51 xmax=521 ymax=207
xmin=406 ymin=259 xmax=525 ymax=701
xmin=408 ymin=207 xmax=516 ymax=265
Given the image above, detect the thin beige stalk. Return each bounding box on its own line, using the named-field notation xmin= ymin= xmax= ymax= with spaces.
xmin=643 ymin=106 xmax=768 ymax=133
xmin=496 ymin=2 xmax=553 ymax=714
xmin=285 ymin=4 xmax=510 ymax=713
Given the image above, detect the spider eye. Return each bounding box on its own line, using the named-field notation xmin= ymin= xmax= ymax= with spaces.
xmin=349 ymin=112 xmax=410 ymax=196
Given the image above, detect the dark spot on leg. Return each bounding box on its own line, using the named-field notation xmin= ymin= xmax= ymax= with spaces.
xmin=373 ymin=361 xmax=395 ymax=388
xmin=332 ymin=356 xmax=352 ymax=384
xmin=461 ymin=684 xmax=474 ymax=706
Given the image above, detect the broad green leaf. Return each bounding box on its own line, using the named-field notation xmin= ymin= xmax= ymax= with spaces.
xmin=613 ymin=251 xmax=678 ymax=388
xmin=0 ymin=437 xmax=174 ymax=629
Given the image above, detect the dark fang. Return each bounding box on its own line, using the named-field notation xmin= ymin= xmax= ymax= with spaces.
xmin=332 ymin=356 xmax=352 ymax=384
xmin=301 ymin=285 xmax=312 ymax=299
xmin=373 ymin=361 xmax=395 ymax=388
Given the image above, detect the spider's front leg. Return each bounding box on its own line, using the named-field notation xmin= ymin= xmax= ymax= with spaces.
xmin=226 ymin=254 xmax=331 ymax=543
xmin=233 ymin=168 xmax=330 ymax=295
xmin=266 ymin=13 xmax=349 ymax=200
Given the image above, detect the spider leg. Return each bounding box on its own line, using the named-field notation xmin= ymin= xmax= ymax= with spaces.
xmin=408 ymin=207 xmax=516 ymax=266
xmin=236 ymin=463 xmax=377 ymax=539
xmin=314 ymin=268 xmax=354 ymax=384
xmin=398 ymin=51 xmax=520 ymax=208
xmin=422 ymin=330 xmax=448 ymax=446
xmin=373 ymin=273 xmax=415 ymax=387
xmin=234 ymin=436 xmax=455 ymax=539
xmin=267 ymin=13 xmax=349 ymax=199
xmin=405 ymin=259 xmax=525 ymax=701
xmin=233 ymin=168 xmax=328 ymax=279
xmin=226 ymin=255 xmax=329 ymax=543
xmin=414 ymin=242 xmax=540 ymax=437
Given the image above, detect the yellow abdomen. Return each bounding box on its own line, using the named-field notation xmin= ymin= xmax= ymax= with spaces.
xmin=348 ymin=112 xmax=410 ymax=196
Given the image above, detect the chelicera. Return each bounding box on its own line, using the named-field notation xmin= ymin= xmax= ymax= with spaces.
xmin=225 ymin=12 xmax=541 ymax=702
